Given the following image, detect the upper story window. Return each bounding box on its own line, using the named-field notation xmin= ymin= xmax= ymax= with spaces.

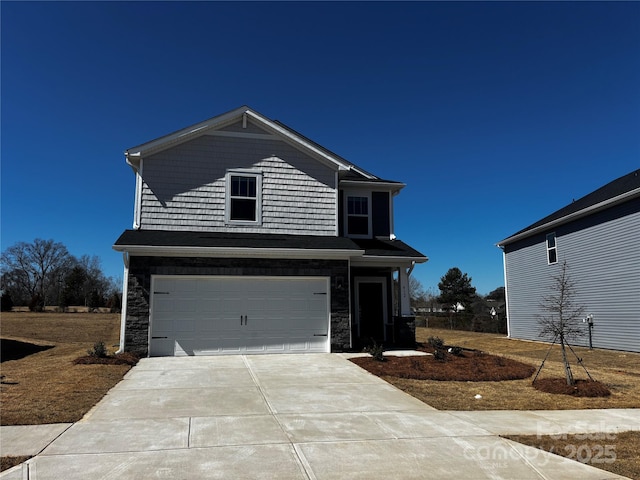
xmin=346 ymin=193 xmax=371 ymax=237
xmin=226 ymin=170 xmax=262 ymax=224
xmin=546 ymin=232 xmax=557 ymax=264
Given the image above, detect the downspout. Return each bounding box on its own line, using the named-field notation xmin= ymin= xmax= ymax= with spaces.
xmin=335 ymin=171 xmax=339 ymax=236
xmin=125 ymin=153 xmax=143 ymax=230
xmin=133 ymin=159 xmax=143 ymax=229
xmin=500 ymin=246 xmax=510 ymax=338
xmin=407 ymin=260 xmax=415 ymax=278
xmin=115 ymin=252 xmax=130 ymax=354
xmin=399 ymin=261 xmax=415 ymax=317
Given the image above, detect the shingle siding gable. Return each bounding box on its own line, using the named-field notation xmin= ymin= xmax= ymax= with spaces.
xmin=139 ymin=134 xmax=337 ymax=235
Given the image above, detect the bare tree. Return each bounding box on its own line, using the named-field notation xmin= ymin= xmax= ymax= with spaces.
xmin=537 ymin=260 xmax=585 ymax=385
xmin=409 ymin=276 xmax=426 ymax=307
xmin=1 ymin=239 xmax=72 ymax=310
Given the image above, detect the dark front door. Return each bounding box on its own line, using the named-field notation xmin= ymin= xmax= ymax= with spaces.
xmin=356 ymin=279 xmax=386 ymax=344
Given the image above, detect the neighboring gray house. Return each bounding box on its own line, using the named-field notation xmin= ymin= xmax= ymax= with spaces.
xmin=113 ymin=106 xmax=427 ymax=357
xmin=497 ymin=169 xmax=640 ymax=353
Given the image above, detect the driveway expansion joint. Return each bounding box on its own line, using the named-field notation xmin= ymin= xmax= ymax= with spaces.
xmin=2 ymin=354 xmax=636 ymax=480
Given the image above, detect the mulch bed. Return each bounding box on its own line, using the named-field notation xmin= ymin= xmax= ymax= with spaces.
xmin=351 ymin=349 xmax=536 ymax=382
xmin=73 ymin=352 xmax=139 ymax=366
xmin=532 ymin=378 xmax=611 ymax=397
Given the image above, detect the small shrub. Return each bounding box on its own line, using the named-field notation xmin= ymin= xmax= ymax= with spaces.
xmin=433 ymin=349 xmax=448 ymax=362
xmin=365 ymin=340 xmax=386 ymax=362
xmin=87 ymin=341 xmax=108 ymax=358
xmin=427 ymin=336 xmax=444 ymax=350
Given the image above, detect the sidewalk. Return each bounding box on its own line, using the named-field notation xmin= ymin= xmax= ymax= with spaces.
xmin=2 ymin=409 xmax=638 ymax=458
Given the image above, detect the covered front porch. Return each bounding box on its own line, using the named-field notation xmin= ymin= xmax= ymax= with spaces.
xmin=349 ymin=238 xmax=427 ymax=350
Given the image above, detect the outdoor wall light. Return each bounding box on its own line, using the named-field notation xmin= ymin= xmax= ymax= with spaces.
xmin=583 ymin=314 xmax=594 ymax=349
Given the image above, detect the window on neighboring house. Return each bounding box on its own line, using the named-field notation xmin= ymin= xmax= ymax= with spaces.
xmin=546 ymin=232 xmax=557 ymax=264
xmin=226 ymin=171 xmax=262 ymax=224
xmin=346 ymin=194 xmax=370 ymax=237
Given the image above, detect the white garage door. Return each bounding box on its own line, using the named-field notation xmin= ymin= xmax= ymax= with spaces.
xmin=149 ymin=276 xmax=330 ymax=356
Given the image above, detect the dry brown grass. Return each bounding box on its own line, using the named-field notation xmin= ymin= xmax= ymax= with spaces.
xmin=380 ymin=327 xmax=640 ymax=411
xmin=504 ymin=431 xmax=640 ymax=480
xmin=1 ymin=311 xmax=131 ymax=425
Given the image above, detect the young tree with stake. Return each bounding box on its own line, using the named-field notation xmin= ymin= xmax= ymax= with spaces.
xmin=537 ymin=260 xmax=586 ymax=386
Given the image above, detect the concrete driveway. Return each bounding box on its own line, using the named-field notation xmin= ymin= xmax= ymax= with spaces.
xmin=2 ymin=354 xmax=630 ymax=479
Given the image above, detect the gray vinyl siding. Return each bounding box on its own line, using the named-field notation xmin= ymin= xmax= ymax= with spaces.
xmin=504 ymin=198 xmax=640 ymax=353
xmin=139 ymin=133 xmax=337 ymax=235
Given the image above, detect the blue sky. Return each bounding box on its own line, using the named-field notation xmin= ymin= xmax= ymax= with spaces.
xmin=2 ymin=1 xmax=639 ymax=295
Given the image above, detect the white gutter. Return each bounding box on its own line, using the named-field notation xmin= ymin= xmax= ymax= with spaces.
xmin=351 ymin=255 xmax=428 ymax=267
xmin=112 ymin=245 xmax=364 ymax=260
xmin=339 ymin=180 xmax=406 ymax=192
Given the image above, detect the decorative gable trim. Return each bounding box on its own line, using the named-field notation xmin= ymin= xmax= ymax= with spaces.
xmin=124 ymin=106 xmax=376 ymax=180
xmin=206 ymin=130 xmax=277 ymax=141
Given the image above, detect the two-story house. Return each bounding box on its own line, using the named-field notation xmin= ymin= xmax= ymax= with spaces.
xmin=497 ymin=169 xmax=640 ymax=353
xmin=113 ymin=106 xmax=427 ymax=356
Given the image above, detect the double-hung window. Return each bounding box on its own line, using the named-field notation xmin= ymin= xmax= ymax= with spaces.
xmin=546 ymin=232 xmax=557 ymax=264
xmin=226 ymin=171 xmax=262 ymax=224
xmin=346 ymin=193 xmax=371 ymax=237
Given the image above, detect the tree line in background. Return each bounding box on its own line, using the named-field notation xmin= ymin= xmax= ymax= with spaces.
xmin=409 ymin=267 xmax=506 ymax=333
xmin=1 ymin=238 xmax=121 ymax=312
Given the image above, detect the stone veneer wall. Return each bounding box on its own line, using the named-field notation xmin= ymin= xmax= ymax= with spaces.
xmin=125 ymin=256 xmax=350 ymax=356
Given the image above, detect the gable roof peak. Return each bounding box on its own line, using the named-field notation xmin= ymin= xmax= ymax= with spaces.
xmin=498 ymin=168 xmax=640 ymax=246
xmin=124 ymin=105 xmax=378 ymax=179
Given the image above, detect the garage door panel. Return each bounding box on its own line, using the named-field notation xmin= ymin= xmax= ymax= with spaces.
xmin=173 ymin=279 xmax=199 ymax=293
xmin=151 ymin=338 xmax=174 ymax=356
xmin=173 ymin=318 xmax=196 ymax=333
xmin=173 ymin=299 xmax=197 ymax=313
xmin=150 ymin=276 xmax=329 ymax=356
xmin=197 ymin=317 xmax=222 ymax=332
xmin=153 ymin=297 xmax=175 ymax=313
xmin=199 ymin=299 xmax=219 ymax=312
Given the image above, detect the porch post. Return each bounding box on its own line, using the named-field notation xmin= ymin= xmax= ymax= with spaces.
xmin=399 ymin=266 xmax=412 ymax=316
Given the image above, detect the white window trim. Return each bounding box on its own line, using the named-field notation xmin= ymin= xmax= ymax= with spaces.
xmin=225 ymin=169 xmax=263 ymax=226
xmin=344 ymin=190 xmax=372 ymax=239
xmin=546 ymin=232 xmax=558 ymax=265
